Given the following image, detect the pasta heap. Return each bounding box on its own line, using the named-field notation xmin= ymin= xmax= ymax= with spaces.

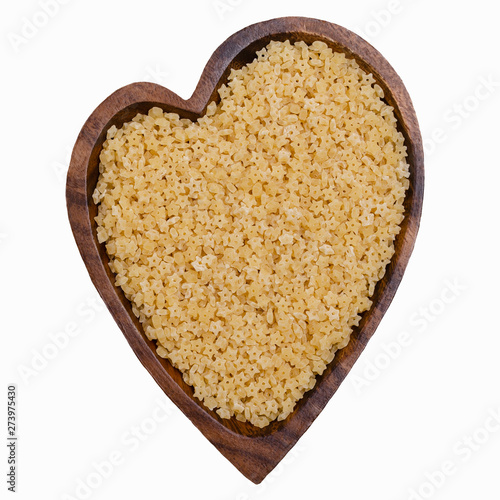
xmin=93 ymin=40 xmax=409 ymax=427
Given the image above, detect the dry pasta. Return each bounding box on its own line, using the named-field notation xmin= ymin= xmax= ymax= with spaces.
xmin=93 ymin=40 xmax=409 ymax=427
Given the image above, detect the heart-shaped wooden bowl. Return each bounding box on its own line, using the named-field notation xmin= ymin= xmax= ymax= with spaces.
xmin=66 ymin=16 xmax=424 ymax=484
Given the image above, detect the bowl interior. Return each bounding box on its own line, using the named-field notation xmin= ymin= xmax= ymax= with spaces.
xmin=85 ymin=31 xmax=419 ymax=438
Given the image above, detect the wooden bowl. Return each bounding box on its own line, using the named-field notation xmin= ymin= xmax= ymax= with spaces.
xmin=66 ymin=17 xmax=424 ymax=484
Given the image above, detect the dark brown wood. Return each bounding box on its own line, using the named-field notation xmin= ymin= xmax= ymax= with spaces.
xmin=66 ymin=17 xmax=424 ymax=484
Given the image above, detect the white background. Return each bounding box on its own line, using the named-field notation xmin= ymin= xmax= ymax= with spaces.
xmin=1 ymin=0 xmax=499 ymax=499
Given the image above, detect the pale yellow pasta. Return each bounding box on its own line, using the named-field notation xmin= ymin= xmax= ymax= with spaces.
xmin=93 ymin=40 xmax=409 ymax=427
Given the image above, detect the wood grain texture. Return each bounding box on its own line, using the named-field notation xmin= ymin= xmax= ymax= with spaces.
xmin=66 ymin=17 xmax=424 ymax=484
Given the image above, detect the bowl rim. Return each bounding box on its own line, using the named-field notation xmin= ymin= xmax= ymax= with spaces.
xmin=66 ymin=16 xmax=424 ymax=484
